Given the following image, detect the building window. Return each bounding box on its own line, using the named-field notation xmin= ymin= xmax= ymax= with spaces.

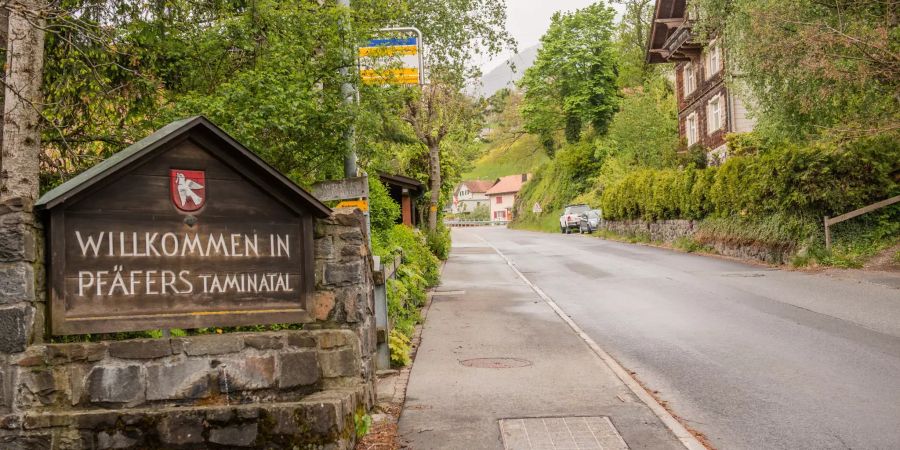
xmin=495 ymin=196 xmax=502 ymax=204
xmin=494 ymin=210 xmax=507 ymax=219
xmin=705 ymin=44 xmax=721 ymax=79
xmin=686 ymin=112 xmax=699 ymax=146
xmin=707 ymin=95 xmax=723 ymax=134
xmin=683 ymin=63 xmax=695 ymax=95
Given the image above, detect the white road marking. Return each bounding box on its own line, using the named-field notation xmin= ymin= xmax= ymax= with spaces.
xmin=473 ymin=232 xmax=708 ymax=450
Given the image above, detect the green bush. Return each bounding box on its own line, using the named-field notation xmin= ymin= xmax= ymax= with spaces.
xmin=601 ymin=135 xmax=899 ymax=222
xmin=686 ymin=168 xmax=716 ymax=219
xmin=696 ymin=213 xmax=819 ymax=253
xmin=389 ymin=329 xmax=412 ymax=366
xmin=368 ymin=177 xmax=400 ymax=233
xmin=513 ymin=139 xmax=603 ymax=220
xmin=372 ymin=224 xmax=441 ymax=367
xmin=466 ymin=203 xmax=490 ymax=221
xmin=426 ymin=224 xmax=451 ymax=261
xmin=813 ymin=204 xmax=900 ymax=268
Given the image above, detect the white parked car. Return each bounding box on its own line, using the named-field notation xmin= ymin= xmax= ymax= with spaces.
xmin=559 ymin=204 xmax=590 ymax=234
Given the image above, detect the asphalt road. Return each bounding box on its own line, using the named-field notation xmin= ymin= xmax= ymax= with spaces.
xmin=461 ymin=226 xmax=900 ymax=450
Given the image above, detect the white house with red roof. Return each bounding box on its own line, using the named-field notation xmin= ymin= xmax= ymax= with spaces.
xmin=452 ymin=179 xmax=495 ymax=214
xmin=486 ymin=173 xmax=531 ymax=221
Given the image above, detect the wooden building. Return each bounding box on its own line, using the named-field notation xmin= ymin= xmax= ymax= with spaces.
xmin=379 ymin=172 xmax=424 ymax=226
xmin=646 ymin=0 xmax=755 ymax=164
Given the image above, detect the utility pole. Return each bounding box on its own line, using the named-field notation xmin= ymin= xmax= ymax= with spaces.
xmin=338 ymin=0 xmax=357 ymax=179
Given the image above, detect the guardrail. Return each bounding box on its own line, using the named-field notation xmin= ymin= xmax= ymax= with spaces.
xmin=824 ymin=194 xmax=900 ymax=249
xmin=445 ymin=219 xmax=509 ymax=227
xmin=373 ymin=253 xmax=403 ymax=370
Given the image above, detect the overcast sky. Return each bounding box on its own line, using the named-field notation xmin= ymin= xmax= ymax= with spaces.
xmin=477 ymin=0 xmax=626 ymax=74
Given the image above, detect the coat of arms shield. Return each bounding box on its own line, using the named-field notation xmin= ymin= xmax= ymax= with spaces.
xmin=170 ymin=169 xmax=206 ymax=212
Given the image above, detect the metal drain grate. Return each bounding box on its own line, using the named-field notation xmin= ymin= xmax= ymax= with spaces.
xmin=459 ymin=357 xmax=532 ymax=369
xmin=499 ymin=416 xmax=627 ymax=450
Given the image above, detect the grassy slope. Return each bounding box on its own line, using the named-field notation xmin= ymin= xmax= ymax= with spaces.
xmin=463 ymin=133 xmax=548 ymax=180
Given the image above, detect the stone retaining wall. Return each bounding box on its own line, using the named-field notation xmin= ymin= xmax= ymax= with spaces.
xmin=0 ymin=208 xmax=376 ymax=449
xmin=600 ymin=219 xmax=697 ymax=243
xmin=599 ymin=219 xmax=792 ymax=264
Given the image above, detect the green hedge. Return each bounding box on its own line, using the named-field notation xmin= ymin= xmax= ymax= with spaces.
xmin=371 ymin=224 xmax=440 ymax=366
xmin=601 ymin=136 xmax=899 ymax=222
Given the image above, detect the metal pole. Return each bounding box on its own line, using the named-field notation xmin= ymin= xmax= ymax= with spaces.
xmin=824 ymin=216 xmax=831 ymax=250
xmin=338 ymin=0 xmax=357 ymax=178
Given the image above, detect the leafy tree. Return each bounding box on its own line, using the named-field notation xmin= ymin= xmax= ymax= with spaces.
xmin=519 ymin=3 xmax=620 ymax=153
xmin=595 ymin=78 xmax=679 ymax=170
xmin=38 ymin=0 xmax=372 ymax=187
xmin=403 ymin=80 xmax=480 ymax=230
xmin=612 ymin=0 xmax=657 ymax=87
xmin=691 ymin=0 xmax=899 ymax=140
xmin=401 ymin=0 xmax=517 ymax=88
xmin=35 ymin=0 xmax=514 ymax=200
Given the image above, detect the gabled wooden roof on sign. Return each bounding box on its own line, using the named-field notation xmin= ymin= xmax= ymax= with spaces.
xmin=36 ymin=116 xmax=332 ymax=218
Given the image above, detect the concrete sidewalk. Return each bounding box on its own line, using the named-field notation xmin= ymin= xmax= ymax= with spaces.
xmin=398 ymin=230 xmax=685 ymax=449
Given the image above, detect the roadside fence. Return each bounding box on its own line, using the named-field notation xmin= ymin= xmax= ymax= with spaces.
xmin=445 ymin=219 xmax=509 ymax=227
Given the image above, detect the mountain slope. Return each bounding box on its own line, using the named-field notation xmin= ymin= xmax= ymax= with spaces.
xmin=464 ymin=133 xmax=548 ymax=180
xmin=478 ymin=45 xmax=539 ymax=98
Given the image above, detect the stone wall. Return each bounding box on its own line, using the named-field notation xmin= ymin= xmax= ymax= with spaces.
xmin=600 ymin=219 xmax=697 ymax=243
xmin=599 ymin=218 xmax=792 ymax=264
xmin=1 ymin=197 xmax=44 ymax=416
xmin=0 ymin=208 xmax=377 ymax=449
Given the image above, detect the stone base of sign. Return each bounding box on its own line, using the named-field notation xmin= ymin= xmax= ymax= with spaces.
xmin=0 ymin=329 xmax=369 ymax=449
xmin=0 ymin=208 xmax=377 ymax=449
xmin=2 ymin=392 xmax=361 ymax=449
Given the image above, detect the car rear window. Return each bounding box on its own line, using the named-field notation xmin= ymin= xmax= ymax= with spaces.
xmin=566 ymin=205 xmax=590 ymax=214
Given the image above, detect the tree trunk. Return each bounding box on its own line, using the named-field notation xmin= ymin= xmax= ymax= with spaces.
xmin=1 ymin=0 xmax=45 ymax=205
xmin=427 ymin=141 xmax=441 ymax=231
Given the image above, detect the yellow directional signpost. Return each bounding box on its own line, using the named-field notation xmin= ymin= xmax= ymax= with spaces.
xmin=336 ymin=199 xmax=369 ymax=212
xmin=359 ymin=33 xmax=424 ymax=86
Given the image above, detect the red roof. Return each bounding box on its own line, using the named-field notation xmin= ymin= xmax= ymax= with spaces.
xmin=459 ymin=179 xmax=495 ymax=194
xmin=486 ymin=174 xmax=530 ymax=195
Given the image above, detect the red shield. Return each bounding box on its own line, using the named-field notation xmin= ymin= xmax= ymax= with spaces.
xmin=170 ymin=169 xmax=206 ymax=212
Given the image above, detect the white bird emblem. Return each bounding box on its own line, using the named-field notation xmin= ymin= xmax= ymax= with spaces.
xmin=175 ymin=172 xmax=204 ymax=208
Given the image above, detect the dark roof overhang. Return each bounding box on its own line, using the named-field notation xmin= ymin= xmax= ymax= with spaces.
xmin=378 ymin=172 xmax=424 ymax=194
xmin=646 ymin=0 xmax=697 ymax=64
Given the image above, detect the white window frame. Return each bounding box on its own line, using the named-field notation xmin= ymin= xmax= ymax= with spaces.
xmin=707 ymin=95 xmax=724 ymax=134
xmin=686 ymin=112 xmax=699 ymax=146
xmin=683 ymin=63 xmax=695 ymax=96
xmin=705 ymin=44 xmax=721 ymax=79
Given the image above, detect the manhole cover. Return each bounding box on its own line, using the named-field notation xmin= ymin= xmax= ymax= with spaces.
xmin=459 ymin=358 xmax=532 ymax=369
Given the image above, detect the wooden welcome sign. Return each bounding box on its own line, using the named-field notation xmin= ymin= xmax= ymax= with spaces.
xmin=37 ymin=117 xmax=331 ymax=335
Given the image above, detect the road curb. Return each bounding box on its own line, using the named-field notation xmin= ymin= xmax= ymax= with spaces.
xmin=475 ymin=234 xmax=708 ymax=450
